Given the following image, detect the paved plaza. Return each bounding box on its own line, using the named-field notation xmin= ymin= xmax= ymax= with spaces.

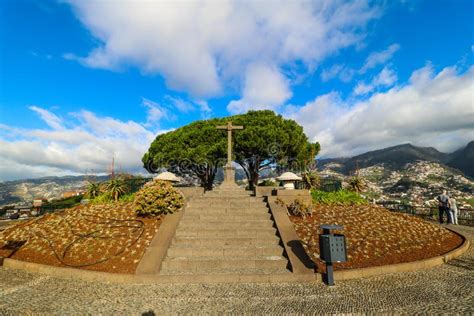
xmin=0 ymin=225 xmax=472 ymax=314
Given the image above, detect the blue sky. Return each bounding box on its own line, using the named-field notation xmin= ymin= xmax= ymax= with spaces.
xmin=0 ymin=0 xmax=473 ymax=180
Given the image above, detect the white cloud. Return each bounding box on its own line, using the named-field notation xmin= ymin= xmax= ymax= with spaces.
xmin=29 ymin=105 xmax=63 ymax=130
xmin=164 ymin=95 xmax=195 ymax=114
xmin=0 ymin=158 xmax=80 ymax=182
xmin=372 ymin=66 xmax=398 ymax=86
xmin=320 ymin=64 xmax=356 ymax=83
xmin=227 ymin=63 xmax=292 ymax=114
xmin=353 ymin=82 xmax=374 ymax=96
xmin=321 ymin=44 xmax=399 ymax=84
xmin=142 ymin=96 xmax=212 ymax=125
xmin=66 ymin=0 xmax=381 ymax=102
xmin=142 ymin=98 xmax=171 ymax=127
xmin=353 ymin=65 xmax=397 ymax=95
xmin=360 ymin=43 xmax=400 ymax=73
xmin=195 ymin=100 xmax=212 ymax=114
xmin=287 ymin=64 xmax=474 ymax=157
xmin=0 ymin=107 xmax=168 ymax=181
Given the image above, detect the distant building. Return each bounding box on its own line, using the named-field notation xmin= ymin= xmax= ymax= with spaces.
xmin=3 ymin=205 xmax=32 ymax=219
xmin=62 ymin=190 xmax=84 ymax=199
xmin=33 ymin=198 xmax=47 ymax=208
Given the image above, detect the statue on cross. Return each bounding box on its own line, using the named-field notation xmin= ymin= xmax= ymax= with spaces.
xmin=216 ymin=121 xmax=244 ymax=186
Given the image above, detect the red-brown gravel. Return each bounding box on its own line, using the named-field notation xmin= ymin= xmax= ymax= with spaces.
xmin=0 ymin=202 xmax=161 ymax=274
xmin=290 ymin=204 xmax=463 ymax=272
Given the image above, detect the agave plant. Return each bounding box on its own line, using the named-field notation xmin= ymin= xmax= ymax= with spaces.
xmin=86 ymin=181 xmax=102 ymax=199
xmin=348 ymin=175 xmax=366 ymax=193
xmin=103 ymin=177 xmax=129 ymax=201
xmin=301 ymin=170 xmax=320 ymax=190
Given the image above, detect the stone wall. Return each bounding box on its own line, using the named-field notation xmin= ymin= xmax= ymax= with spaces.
xmin=254 ymin=186 xmax=312 ymax=204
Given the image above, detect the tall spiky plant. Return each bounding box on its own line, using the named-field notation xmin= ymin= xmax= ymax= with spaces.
xmin=302 ymin=171 xmax=320 ymax=190
xmin=348 ymin=176 xmax=365 ymax=193
xmin=103 ymin=177 xmax=129 ymax=201
xmin=86 ymin=181 xmax=101 ymax=199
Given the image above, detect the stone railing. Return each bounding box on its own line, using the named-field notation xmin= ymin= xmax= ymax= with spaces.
xmin=378 ymin=203 xmax=474 ymax=226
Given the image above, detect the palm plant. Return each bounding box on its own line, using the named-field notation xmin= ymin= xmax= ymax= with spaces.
xmin=103 ymin=177 xmax=129 ymax=201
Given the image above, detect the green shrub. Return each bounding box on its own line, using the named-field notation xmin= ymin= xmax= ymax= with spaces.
xmin=258 ymin=179 xmax=277 ymax=186
xmin=311 ymin=189 xmax=368 ymax=205
xmin=134 ymin=180 xmax=184 ymax=217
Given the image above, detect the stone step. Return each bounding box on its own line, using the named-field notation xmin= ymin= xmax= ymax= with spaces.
xmin=182 ymin=213 xmax=272 ymax=221
xmin=175 ymin=227 xmax=277 ymax=238
xmin=172 ymin=236 xmax=281 ymax=246
xmin=184 ymin=207 xmax=269 ymax=215
xmin=197 ymin=196 xmax=261 ymax=201
xmin=179 ymin=218 xmax=273 ymax=226
xmin=160 ymin=258 xmax=288 ymax=274
xmin=191 ymin=195 xmax=263 ymax=201
xmin=167 ymin=245 xmax=284 ymax=258
xmin=189 ymin=201 xmax=266 ymax=208
xmin=205 ymin=191 xmax=253 ymax=197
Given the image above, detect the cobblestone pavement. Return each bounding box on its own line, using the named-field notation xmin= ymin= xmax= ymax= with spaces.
xmin=0 ymin=225 xmax=472 ymax=314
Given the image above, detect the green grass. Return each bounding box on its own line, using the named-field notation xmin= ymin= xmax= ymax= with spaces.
xmin=89 ymin=192 xmax=113 ymax=204
xmin=43 ymin=195 xmax=84 ymax=210
xmin=460 ymin=198 xmax=474 ymax=208
xmin=119 ymin=192 xmax=136 ymax=203
xmin=311 ymin=189 xmax=368 ymax=205
xmin=89 ymin=190 xmax=136 ymax=204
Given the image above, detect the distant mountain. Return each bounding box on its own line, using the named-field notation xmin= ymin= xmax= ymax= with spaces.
xmin=319 ymin=141 xmax=473 ymax=178
xmin=0 ymin=168 xmax=250 ymax=206
xmin=0 ymin=175 xmax=109 ymax=206
xmin=447 ymin=141 xmax=474 ymax=178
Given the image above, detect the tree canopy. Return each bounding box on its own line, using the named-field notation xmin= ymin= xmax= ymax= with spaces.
xmin=142 ymin=119 xmax=226 ymax=189
xmin=142 ymin=110 xmax=320 ymax=190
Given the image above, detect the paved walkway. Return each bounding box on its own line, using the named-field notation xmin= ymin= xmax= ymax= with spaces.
xmin=0 ymin=225 xmax=473 ymax=314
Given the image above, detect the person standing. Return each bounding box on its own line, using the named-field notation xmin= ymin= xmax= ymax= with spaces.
xmin=437 ymin=190 xmax=450 ymax=224
xmin=449 ymin=197 xmax=459 ymax=225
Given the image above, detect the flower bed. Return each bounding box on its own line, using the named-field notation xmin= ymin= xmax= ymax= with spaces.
xmin=0 ymin=202 xmax=161 ymax=274
xmin=290 ymin=204 xmax=463 ymax=271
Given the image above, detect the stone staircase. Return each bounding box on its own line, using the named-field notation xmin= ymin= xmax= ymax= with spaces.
xmin=160 ymin=188 xmax=290 ymax=275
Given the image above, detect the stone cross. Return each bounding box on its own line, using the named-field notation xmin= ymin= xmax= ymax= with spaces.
xmin=216 ymin=121 xmax=244 ymax=167
xmin=216 ymin=121 xmax=243 ymax=185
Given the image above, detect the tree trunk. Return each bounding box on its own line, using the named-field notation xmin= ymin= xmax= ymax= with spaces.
xmin=248 ymin=169 xmax=260 ymax=191
xmin=247 ymin=161 xmax=260 ymax=191
xmin=197 ymin=165 xmax=216 ymax=191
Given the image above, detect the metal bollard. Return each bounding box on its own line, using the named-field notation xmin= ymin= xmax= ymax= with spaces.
xmin=319 ymin=224 xmax=347 ymax=286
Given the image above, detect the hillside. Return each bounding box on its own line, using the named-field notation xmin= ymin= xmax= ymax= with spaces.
xmin=0 ymin=175 xmax=109 ymax=206
xmin=447 ymin=141 xmax=474 ymax=178
xmin=319 ymin=141 xmax=473 ymax=178
xmin=317 ymin=141 xmax=474 ymax=209
xmin=0 ymin=168 xmax=249 ymax=207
